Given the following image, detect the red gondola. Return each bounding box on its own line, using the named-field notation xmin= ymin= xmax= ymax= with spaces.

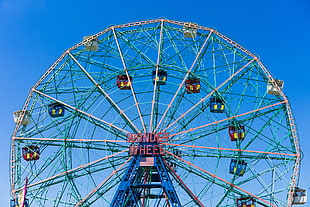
xmin=117 ymin=75 xmax=132 ymax=90
xmin=22 ymin=145 xmax=40 ymax=161
xmin=236 ymin=197 xmax=255 ymax=207
xmin=185 ymin=78 xmax=200 ymax=94
xmin=229 ymin=126 xmax=245 ymax=141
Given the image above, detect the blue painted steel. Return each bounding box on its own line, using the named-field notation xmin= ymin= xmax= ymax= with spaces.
xmin=48 ymin=103 xmax=65 ymax=117
xmin=110 ymin=155 xmax=181 ymax=207
xmin=229 ymin=159 xmax=247 ymax=176
xmin=209 ymin=97 xmax=225 ymax=113
xmin=10 ymin=198 xmax=29 ymax=207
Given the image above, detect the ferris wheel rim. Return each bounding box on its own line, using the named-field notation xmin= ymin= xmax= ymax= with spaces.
xmin=10 ymin=18 xmax=301 ymax=207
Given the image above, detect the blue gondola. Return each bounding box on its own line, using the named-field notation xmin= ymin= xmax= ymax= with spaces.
xmin=210 ymin=97 xmax=225 ymax=113
xmin=48 ymin=103 xmax=65 ymax=117
xmin=229 ymin=159 xmax=247 ymax=176
xmin=152 ymin=70 xmax=167 ymax=85
xmin=10 ymin=199 xmax=29 ymax=207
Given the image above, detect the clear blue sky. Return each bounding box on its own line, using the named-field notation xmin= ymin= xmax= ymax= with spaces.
xmin=0 ymin=0 xmax=309 ymax=206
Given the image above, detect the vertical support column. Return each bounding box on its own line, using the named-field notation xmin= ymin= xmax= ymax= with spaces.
xmin=154 ymin=156 xmax=181 ymax=207
xmin=109 ymin=156 xmax=140 ymax=207
xmin=109 ymin=155 xmax=181 ymax=207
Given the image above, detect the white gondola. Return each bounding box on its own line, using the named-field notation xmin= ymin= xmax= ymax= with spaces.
xmin=292 ymin=187 xmax=307 ymax=205
xmin=183 ymin=23 xmax=198 ymax=38
xmin=83 ymin=36 xmax=99 ymax=51
xmin=13 ymin=110 xmax=31 ymax=125
xmin=267 ymin=79 xmax=284 ymax=95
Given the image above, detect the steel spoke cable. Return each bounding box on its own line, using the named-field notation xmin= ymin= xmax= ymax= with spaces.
xmin=13 ymin=137 xmax=128 ymax=143
xmin=162 ymin=143 xmax=298 ymax=158
xmin=14 ymin=149 xmax=129 ymax=193
xmin=67 ymin=51 xmax=139 ymax=133
xmin=75 ymin=157 xmax=132 ymax=206
xmin=162 ymin=58 xmax=256 ymax=132
xmin=149 ymin=20 xmax=164 ymax=131
xmin=112 ymin=27 xmax=146 ymax=133
xmin=162 ymin=158 xmax=204 ymax=207
xmin=164 ymin=149 xmax=277 ymax=207
xmin=33 ymin=88 xmax=130 ymax=136
xmin=155 ymin=30 xmax=213 ymax=132
xmin=168 ymin=100 xmax=287 ymax=140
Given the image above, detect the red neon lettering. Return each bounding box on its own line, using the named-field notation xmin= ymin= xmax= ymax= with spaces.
xmin=129 ymin=145 xmax=165 ymax=155
xmin=158 ymin=145 xmax=165 ymax=155
xmin=127 ymin=134 xmax=135 ymax=142
xmin=146 ymin=145 xmax=153 ymax=155
xmin=129 ymin=145 xmax=138 ymax=155
xmin=139 ymin=145 xmax=146 ymax=154
xmin=127 ymin=133 xmax=169 ymax=143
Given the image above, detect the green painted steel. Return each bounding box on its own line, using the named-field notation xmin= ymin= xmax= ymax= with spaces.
xmin=10 ymin=19 xmax=299 ymax=207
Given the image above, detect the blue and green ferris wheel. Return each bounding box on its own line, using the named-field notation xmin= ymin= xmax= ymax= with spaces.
xmin=10 ymin=19 xmax=304 ymax=207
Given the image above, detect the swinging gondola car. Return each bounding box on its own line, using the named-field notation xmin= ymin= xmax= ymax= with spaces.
xmin=48 ymin=103 xmax=65 ymax=117
xmin=209 ymin=96 xmax=225 ymax=113
xmin=13 ymin=110 xmax=31 ymax=125
xmin=83 ymin=36 xmax=99 ymax=51
xmin=185 ymin=78 xmax=200 ymax=94
xmin=183 ymin=22 xmax=198 ymax=38
xmin=152 ymin=69 xmax=167 ymax=85
xmin=10 ymin=199 xmax=29 ymax=207
xmin=22 ymin=145 xmax=40 ymax=161
xmin=229 ymin=125 xmax=245 ymax=141
xmin=237 ymin=197 xmax=255 ymax=207
xmin=267 ymin=79 xmax=284 ymax=96
xmin=229 ymin=159 xmax=247 ymax=176
xmin=116 ymin=75 xmax=132 ymax=90
xmin=292 ymin=187 xmax=307 ymax=205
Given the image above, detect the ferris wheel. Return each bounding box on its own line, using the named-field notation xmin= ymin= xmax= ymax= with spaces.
xmin=10 ymin=19 xmax=306 ymax=207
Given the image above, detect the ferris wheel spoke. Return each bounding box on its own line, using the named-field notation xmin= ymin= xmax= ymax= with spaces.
xmin=163 ymin=143 xmax=298 ymax=159
xmin=169 ymin=100 xmax=287 ymax=139
xmin=24 ymin=156 xmax=127 ymax=197
xmin=161 ymin=159 xmax=204 ymax=207
xmin=164 ymin=150 xmax=277 ymax=207
xmin=240 ymin=162 xmax=287 ymax=193
xmin=169 ymin=105 xmax=292 ymax=154
xmin=11 ymin=19 xmax=301 ymax=207
xmin=149 ymin=20 xmax=164 ymax=131
xmin=115 ymin=29 xmax=155 ymax=66
xmin=112 ymin=28 xmax=147 ymax=132
xmin=155 ymin=30 xmax=213 ymax=132
xmin=24 ymin=159 xmax=127 ymax=205
xmin=13 ymin=137 xmax=127 ymax=144
xmin=76 ymin=157 xmax=132 ymax=206
xmin=67 ymin=51 xmax=140 ymax=133
xmin=23 ymin=149 xmax=128 ymax=192
xmin=162 ymin=58 xmax=256 ymax=132
xmin=13 ymin=137 xmax=128 ymax=152
xmin=33 ymin=89 xmax=130 ymax=136
xmin=170 ymin=158 xmax=251 ymax=206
